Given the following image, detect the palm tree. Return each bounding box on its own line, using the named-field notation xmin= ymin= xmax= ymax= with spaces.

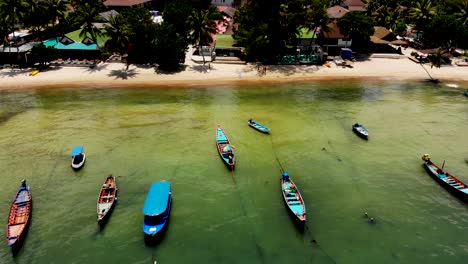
xmin=189 ymin=8 xmax=219 ymax=65
xmin=75 ymin=2 xmax=103 ymax=50
xmin=455 ymin=0 xmax=468 ymax=25
xmin=103 ymin=15 xmax=129 ymax=55
xmin=45 ymin=0 xmax=70 ymax=36
xmin=409 ymin=0 xmax=437 ymax=33
xmin=419 ymin=48 xmax=447 ymax=83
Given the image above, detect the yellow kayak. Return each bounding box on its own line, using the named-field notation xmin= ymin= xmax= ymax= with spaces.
xmin=29 ymin=70 xmax=40 ymax=76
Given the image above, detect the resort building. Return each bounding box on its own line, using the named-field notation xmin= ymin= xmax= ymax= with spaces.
xmin=104 ymin=0 xmax=153 ymax=11
xmin=327 ymin=5 xmax=349 ymax=20
xmin=317 ymin=21 xmax=352 ymax=55
xmin=342 ymin=0 xmax=366 ymax=11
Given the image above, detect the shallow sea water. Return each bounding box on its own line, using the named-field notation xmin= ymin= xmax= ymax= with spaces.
xmin=0 ymin=81 xmax=467 ymax=264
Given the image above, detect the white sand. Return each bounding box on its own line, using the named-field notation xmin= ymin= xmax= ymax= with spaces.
xmin=1 ymin=50 xmax=468 ymax=90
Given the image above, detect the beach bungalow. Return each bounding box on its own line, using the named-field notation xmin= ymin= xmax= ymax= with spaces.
xmin=369 ymin=26 xmax=408 ymax=53
xmin=43 ymin=36 xmax=100 ymax=61
xmin=317 ymin=21 xmax=352 ymax=55
xmin=0 ymin=42 xmax=41 ymax=67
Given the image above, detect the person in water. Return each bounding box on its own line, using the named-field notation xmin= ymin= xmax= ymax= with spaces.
xmin=249 ymin=118 xmax=253 ymax=124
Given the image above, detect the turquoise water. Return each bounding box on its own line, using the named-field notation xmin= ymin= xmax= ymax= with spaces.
xmin=0 ymin=81 xmax=467 ymax=263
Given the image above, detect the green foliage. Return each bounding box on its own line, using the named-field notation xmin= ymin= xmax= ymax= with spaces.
xmin=154 ymin=23 xmax=188 ymax=71
xmin=427 ymin=48 xmax=449 ymax=68
xmin=337 ymin=11 xmax=375 ymax=50
xmin=30 ymin=43 xmax=59 ymax=65
xmin=424 ymin=12 xmax=464 ymax=48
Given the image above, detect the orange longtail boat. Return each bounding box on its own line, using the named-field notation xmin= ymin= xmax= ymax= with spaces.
xmin=6 ymin=180 xmax=32 ymax=247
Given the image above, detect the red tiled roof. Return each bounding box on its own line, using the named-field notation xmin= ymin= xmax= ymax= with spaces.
xmin=343 ymin=0 xmax=365 ymax=7
xmin=327 ymin=5 xmax=349 ymax=19
xmin=343 ymin=0 xmax=366 ymax=11
xmin=104 ymin=0 xmax=150 ymax=7
xmin=322 ymin=21 xmax=348 ymax=38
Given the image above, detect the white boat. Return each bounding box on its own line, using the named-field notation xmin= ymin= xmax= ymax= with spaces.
xmin=71 ymin=145 xmax=86 ymax=170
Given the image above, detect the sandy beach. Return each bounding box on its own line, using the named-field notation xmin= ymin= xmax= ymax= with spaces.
xmin=1 ymin=49 xmax=468 ymax=90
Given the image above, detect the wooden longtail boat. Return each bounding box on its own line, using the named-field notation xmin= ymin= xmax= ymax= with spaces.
xmin=143 ymin=182 xmax=172 ymax=237
xmin=248 ymin=119 xmax=270 ymax=134
xmin=216 ymin=125 xmax=235 ymax=170
xmin=422 ymin=154 xmax=468 ymax=202
xmin=281 ymin=172 xmax=306 ymax=225
xmin=352 ymin=123 xmax=369 ymax=139
xmin=6 ymin=180 xmax=32 ymax=247
xmin=97 ymin=175 xmax=118 ymax=224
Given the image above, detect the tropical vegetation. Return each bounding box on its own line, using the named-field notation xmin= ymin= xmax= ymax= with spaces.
xmin=1 ymin=0 xmax=468 ymax=68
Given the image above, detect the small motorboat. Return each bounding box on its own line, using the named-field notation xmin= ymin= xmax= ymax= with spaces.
xmin=464 ymin=90 xmax=468 ymax=97
xmin=71 ymin=145 xmax=86 ymax=170
xmin=143 ymin=181 xmax=172 ymax=237
xmin=216 ymin=125 xmax=235 ymax=170
xmin=97 ymin=175 xmax=118 ymax=224
xmin=6 ymin=180 xmax=32 ymax=248
xmin=422 ymin=154 xmax=468 ymax=202
xmin=248 ymin=119 xmax=270 ymax=134
xmin=281 ymin=172 xmax=306 ymax=225
xmin=352 ymin=123 xmax=369 ymax=139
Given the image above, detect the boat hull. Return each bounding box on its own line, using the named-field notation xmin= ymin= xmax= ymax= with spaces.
xmin=216 ymin=126 xmax=235 ymax=170
xmin=97 ymin=175 xmax=118 ymax=225
xmin=281 ymin=177 xmax=306 ymax=226
xmin=143 ymin=182 xmax=172 ymax=241
xmin=248 ymin=121 xmax=270 ymax=134
xmin=71 ymin=153 xmax=86 ymax=170
xmin=352 ymin=125 xmax=368 ymax=139
xmin=423 ymin=161 xmax=468 ymax=202
xmin=7 ymin=185 xmax=32 ymax=248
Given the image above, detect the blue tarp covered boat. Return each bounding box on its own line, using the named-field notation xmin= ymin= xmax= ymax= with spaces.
xmin=352 ymin=123 xmax=369 ymax=139
xmin=281 ymin=172 xmax=306 ymax=225
xmin=143 ymin=182 xmax=172 ymax=236
xmin=248 ymin=119 xmax=270 ymax=134
xmin=71 ymin=145 xmax=86 ymax=170
xmin=422 ymin=154 xmax=468 ymax=202
xmin=216 ymin=125 xmax=235 ymax=170
xmin=7 ymin=180 xmax=32 ymax=248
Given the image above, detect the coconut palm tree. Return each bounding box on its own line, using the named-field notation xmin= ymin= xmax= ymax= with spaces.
xmin=189 ymin=7 xmax=219 ymax=65
xmin=455 ymin=0 xmax=468 ymax=25
xmin=75 ymin=2 xmax=103 ymax=50
xmin=45 ymin=0 xmax=70 ymax=36
xmin=419 ymin=48 xmax=447 ymax=83
xmin=409 ymin=0 xmax=437 ymax=32
xmin=103 ymin=14 xmax=129 ymax=55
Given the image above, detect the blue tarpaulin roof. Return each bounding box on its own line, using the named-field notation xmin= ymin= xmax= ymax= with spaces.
xmin=43 ymin=38 xmax=97 ymax=50
xmin=143 ymin=182 xmax=171 ymax=216
xmin=71 ymin=146 xmax=83 ymax=157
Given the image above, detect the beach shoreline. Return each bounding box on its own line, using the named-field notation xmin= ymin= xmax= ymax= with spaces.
xmin=1 ymin=56 xmax=468 ymax=91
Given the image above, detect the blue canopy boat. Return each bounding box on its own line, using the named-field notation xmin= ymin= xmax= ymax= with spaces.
xmin=422 ymin=154 xmax=468 ymax=202
xmin=71 ymin=145 xmax=86 ymax=170
xmin=7 ymin=180 xmax=32 ymax=248
xmin=352 ymin=123 xmax=369 ymax=139
xmin=216 ymin=125 xmax=235 ymax=170
xmin=143 ymin=182 xmax=172 ymax=237
xmin=281 ymin=172 xmax=306 ymax=225
xmin=248 ymin=119 xmax=270 ymax=134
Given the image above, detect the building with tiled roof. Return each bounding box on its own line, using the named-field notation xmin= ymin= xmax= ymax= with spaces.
xmin=342 ymin=0 xmax=366 ymax=11
xmin=327 ymin=5 xmax=349 ymax=19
